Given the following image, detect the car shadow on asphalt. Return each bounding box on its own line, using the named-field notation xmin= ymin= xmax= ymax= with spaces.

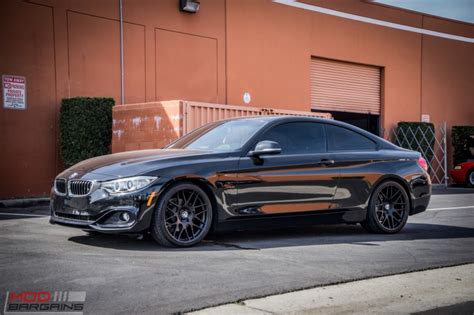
xmin=67 ymin=222 xmax=474 ymax=252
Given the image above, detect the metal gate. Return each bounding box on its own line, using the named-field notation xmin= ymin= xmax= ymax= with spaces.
xmin=391 ymin=122 xmax=448 ymax=186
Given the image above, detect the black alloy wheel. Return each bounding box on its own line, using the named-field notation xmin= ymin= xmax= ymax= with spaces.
xmin=361 ymin=181 xmax=409 ymax=234
xmin=151 ymin=183 xmax=212 ymax=247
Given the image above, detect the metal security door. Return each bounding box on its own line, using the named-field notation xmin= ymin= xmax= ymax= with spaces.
xmin=391 ymin=122 xmax=448 ymax=186
xmin=310 ymin=58 xmax=381 ymax=115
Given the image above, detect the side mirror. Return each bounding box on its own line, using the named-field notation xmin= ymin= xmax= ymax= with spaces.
xmin=248 ymin=140 xmax=282 ymax=157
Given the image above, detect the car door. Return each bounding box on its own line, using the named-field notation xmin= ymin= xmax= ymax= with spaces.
xmin=234 ymin=121 xmax=339 ymax=215
xmin=324 ymin=124 xmax=381 ymax=210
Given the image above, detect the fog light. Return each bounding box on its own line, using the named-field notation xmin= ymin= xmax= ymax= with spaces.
xmin=120 ymin=212 xmax=130 ymax=222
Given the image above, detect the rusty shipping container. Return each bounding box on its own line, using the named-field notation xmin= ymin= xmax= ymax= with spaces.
xmin=112 ymin=101 xmax=332 ymax=153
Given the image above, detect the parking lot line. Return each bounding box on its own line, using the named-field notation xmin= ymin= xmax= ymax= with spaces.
xmin=427 ymin=206 xmax=474 ymax=211
xmin=0 ymin=212 xmax=46 ymax=217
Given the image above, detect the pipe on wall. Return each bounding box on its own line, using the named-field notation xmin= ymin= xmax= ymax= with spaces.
xmin=119 ymin=0 xmax=124 ymax=104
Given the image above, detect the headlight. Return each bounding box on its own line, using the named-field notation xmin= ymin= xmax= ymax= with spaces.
xmin=100 ymin=176 xmax=157 ymax=195
xmin=454 ymin=165 xmax=462 ymax=170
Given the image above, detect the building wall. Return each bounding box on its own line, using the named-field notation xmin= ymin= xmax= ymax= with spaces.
xmin=0 ymin=0 xmax=226 ymax=197
xmin=0 ymin=1 xmax=57 ymax=197
xmin=226 ymin=0 xmax=473 ymax=133
xmin=0 ymin=0 xmax=473 ymax=197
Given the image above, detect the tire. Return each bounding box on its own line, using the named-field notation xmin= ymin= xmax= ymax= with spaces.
xmin=361 ymin=180 xmax=409 ymax=234
xmin=151 ymin=182 xmax=213 ymax=247
xmin=467 ymin=170 xmax=474 ymax=188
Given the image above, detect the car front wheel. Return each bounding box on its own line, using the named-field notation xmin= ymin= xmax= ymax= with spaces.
xmin=361 ymin=181 xmax=409 ymax=234
xmin=151 ymin=183 xmax=213 ymax=247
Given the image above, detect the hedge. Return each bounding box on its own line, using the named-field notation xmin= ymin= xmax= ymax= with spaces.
xmin=452 ymin=126 xmax=474 ymax=165
xmin=59 ymin=97 xmax=115 ymax=168
xmin=395 ymin=122 xmax=435 ymax=163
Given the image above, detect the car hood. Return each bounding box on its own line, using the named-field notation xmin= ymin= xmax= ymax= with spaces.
xmin=58 ymin=149 xmax=214 ymax=181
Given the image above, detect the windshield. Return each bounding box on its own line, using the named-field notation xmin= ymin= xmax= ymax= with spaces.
xmin=167 ymin=119 xmax=268 ymax=151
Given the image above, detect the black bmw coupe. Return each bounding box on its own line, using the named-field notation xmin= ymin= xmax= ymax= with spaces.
xmin=50 ymin=116 xmax=431 ymax=247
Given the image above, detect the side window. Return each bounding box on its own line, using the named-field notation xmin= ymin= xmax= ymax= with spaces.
xmin=325 ymin=124 xmax=376 ymax=151
xmin=259 ymin=122 xmax=326 ymax=154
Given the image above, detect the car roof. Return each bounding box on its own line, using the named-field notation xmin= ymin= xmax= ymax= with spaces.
xmin=227 ymin=115 xmax=331 ymax=124
xmin=226 ymin=115 xmax=398 ymax=150
xmin=227 ymin=115 xmax=357 ymax=131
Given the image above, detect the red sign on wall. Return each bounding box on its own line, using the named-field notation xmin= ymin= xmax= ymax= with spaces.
xmin=2 ymin=75 xmax=26 ymax=110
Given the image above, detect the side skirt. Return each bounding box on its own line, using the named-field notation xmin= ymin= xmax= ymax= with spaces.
xmin=214 ymin=209 xmax=367 ymax=232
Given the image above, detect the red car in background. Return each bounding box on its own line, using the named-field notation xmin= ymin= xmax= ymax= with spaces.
xmin=450 ymin=161 xmax=474 ymax=187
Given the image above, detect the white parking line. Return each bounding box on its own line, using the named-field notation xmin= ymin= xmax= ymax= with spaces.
xmin=0 ymin=212 xmax=46 ymax=217
xmin=427 ymin=206 xmax=474 ymax=211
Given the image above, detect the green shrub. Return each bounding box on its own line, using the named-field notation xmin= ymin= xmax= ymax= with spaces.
xmin=395 ymin=122 xmax=435 ymax=163
xmin=452 ymin=126 xmax=474 ymax=165
xmin=59 ymin=97 xmax=115 ymax=168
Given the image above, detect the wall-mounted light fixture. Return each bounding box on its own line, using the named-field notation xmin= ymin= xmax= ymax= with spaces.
xmin=179 ymin=0 xmax=200 ymax=13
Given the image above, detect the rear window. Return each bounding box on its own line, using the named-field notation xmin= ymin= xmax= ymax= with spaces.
xmin=325 ymin=124 xmax=376 ymax=151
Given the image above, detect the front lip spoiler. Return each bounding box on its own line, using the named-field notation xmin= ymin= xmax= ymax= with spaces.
xmin=50 ymin=215 xmax=92 ymax=227
xmin=50 ymin=215 xmax=137 ymax=232
xmin=50 ymin=207 xmax=138 ymax=232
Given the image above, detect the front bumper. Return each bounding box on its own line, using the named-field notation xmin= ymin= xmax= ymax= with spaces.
xmin=50 ymin=185 xmax=162 ymax=233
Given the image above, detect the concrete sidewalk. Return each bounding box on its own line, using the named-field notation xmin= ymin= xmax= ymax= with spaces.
xmin=189 ymin=264 xmax=474 ymax=314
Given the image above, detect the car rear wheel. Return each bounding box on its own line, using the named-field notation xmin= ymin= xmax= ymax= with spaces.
xmin=151 ymin=183 xmax=213 ymax=247
xmin=361 ymin=181 xmax=409 ymax=234
xmin=467 ymin=170 xmax=474 ymax=188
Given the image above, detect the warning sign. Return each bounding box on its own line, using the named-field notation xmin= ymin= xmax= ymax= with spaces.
xmin=3 ymin=75 xmax=26 ymax=110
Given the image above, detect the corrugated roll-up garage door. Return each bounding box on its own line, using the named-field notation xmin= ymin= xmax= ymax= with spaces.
xmin=310 ymin=58 xmax=381 ymax=115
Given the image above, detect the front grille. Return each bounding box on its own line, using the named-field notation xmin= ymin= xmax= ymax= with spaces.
xmin=69 ymin=180 xmax=93 ymax=196
xmin=55 ymin=179 xmax=67 ymax=195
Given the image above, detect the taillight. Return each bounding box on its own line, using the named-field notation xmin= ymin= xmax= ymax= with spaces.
xmin=417 ymin=156 xmax=428 ymax=172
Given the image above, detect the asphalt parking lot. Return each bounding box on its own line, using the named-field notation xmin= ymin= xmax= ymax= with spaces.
xmin=0 ymin=188 xmax=473 ymax=314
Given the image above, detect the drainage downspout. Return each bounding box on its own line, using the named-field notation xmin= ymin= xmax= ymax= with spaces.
xmin=119 ymin=0 xmax=125 ymax=104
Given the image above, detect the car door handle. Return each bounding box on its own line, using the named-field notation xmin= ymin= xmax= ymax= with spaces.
xmin=319 ymin=159 xmax=335 ymax=166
